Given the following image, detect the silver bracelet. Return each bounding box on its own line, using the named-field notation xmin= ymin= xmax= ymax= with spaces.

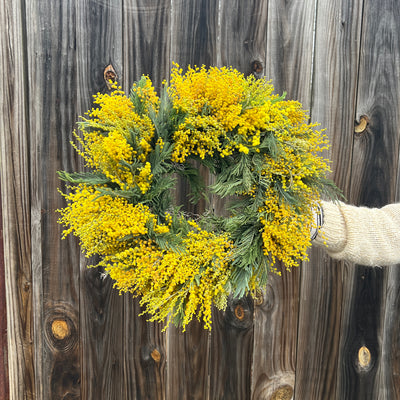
xmin=310 ymin=204 xmax=324 ymax=241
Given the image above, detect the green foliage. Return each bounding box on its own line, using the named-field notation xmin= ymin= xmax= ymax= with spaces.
xmin=57 ymin=171 xmax=111 ymax=185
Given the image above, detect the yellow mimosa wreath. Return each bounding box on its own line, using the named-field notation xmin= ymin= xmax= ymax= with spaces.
xmin=58 ymin=65 xmax=337 ymax=330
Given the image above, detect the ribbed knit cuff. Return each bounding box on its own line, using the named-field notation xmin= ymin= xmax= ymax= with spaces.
xmin=313 ymin=200 xmax=347 ymax=254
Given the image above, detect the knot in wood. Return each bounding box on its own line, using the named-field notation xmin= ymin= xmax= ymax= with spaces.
xmin=104 ymin=64 xmax=117 ymax=90
xmin=358 ymin=345 xmax=372 ymax=369
xmin=51 ymin=319 xmax=70 ymax=340
xmin=354 ymin=115 xmax=369 ymax=135
xmin=225 ymin=296 xmax=254 ymax=329
xmin=141 ymin=345 xmax=163 ymax=364
xmin=251 ymin=60 xmax=263 ymax=74
xmin=45 ymin=307 xmax=78 ymax=352
xmin=151 ymin=348 xmax=161 ymax=363
xmin=234 ymin=305 xmax=245 ymax=320
xmin=253 ymin=290 xmax=264 ymax=306
xmin=270 ymin=384 xmax=294 ymax=400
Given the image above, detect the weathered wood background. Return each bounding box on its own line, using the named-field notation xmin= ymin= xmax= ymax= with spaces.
xmin=1 ymin=0 xmax=400 ymax=399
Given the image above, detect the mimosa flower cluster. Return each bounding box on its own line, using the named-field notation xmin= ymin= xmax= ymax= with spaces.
xmin=58 ymin=65 xmax=337 ymax=331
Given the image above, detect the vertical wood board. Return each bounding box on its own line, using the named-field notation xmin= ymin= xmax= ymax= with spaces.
xmin=252 ymin=0 xmax=317 ymax=398
xmin=210 ymin=296 xmax=254 ymax=400
xmin=25 ymin=1 xmax=82 ymax=398
xmin=336 ymin=0 xmax=400 ymax=398
xmin=74 ymin=1 xmax=127 ymax=398
xmin=0 ymin=182 xmax=9 ymax=400
xmin=0 ymin=0 xmax=34 ymax=398
xmin=295 ymin=1 xmax=364 ymax=399
xmin=122 ymin=2 xmax=173 ymax=399
xmin=218 ymin=0 xmax=268 ymax=74
xmin=167 ymin=2 xmax=219 ymax=398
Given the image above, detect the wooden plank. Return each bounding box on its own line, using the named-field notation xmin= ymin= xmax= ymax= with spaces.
xmin=80 ymin=268 xmax=125 ymax=399
xmin=349 ymin=0 xmax=400 ymax=208
xmin=265 ymin=0 xmax=316 ymax=104
xmin=166 ymin=323 xmax=209 ymax=400
xmin=0 ymin=182 xmax=9 ymax=400
xmin=170 ymin=0 xmax=219 ymax=68
xmin=73 ymin=1 xmax=130 ymax=398
xmin=376 ymin=266 xmax=400 ymax=400
xmin=336 ymin=266 xmax=385 ymax=399
xmin=308 ymin=0 xmax=363 ymax=195
xmin=251 ymin=270 xmax=297 ymax=399
xmin=24 ymin=1 xmax=82 ymax=398
xmin=295 ymin=255 xmax=346 ymax=400
xmin=294 ymin=1 xmax=364 ymax=399
xmin=123 ymin=308 xmax=166 ymax=400
xmin=210 ymin=295 xmax=254 ymax=400
xmin=121 ymin=2 xmax=173 ymax=399
xmin=218 ymin=0 xmax=269 ymax=73
xmin=0 ymin=1 xmax=35 ymax=399
xmin=166 ymin=2 xmax=220 ymax=399
xmin=206 ymin=4 xmax=278 ymax=398
xmin=246 ymin=1 xmax=316 ymax=398
xmin=123 ymin=0 xmax=172 ymax=91
xmin=335 ymin=0 xmax=400 ymax=398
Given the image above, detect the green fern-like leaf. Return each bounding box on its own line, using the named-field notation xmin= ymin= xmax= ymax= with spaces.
xmin=57 ymin=171 xmax=111 ymax=185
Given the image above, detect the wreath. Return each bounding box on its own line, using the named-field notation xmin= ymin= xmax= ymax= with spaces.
xmin=58 ymin=64 xmax=337 ymax=330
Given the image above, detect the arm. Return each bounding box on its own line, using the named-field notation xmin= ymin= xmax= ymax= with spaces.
xmin=313 ymin=200 xmax=400 ymax=266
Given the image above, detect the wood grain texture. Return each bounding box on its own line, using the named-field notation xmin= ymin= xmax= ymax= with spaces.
xmin=350 ymin=0 xmax=400 ymax=208
xmin=310 ymin=0 xmax=364 ymax=194
xmin=76 ymin=0 xmax=124 ymax=106
xmin=24 ymin=1 xmax=82 ymax=398
xmin=336 ymin=0 xmax=400 ymax=399
xmin=336 ymin=266 xmax=385 ymax=399
xmin=0 ymin=183 xmax=9 ymax=400
xmin=265 ymin=0 xmax=316 ymax=104
xmin=295 ymin=254 xmax=344 ymax=400
xmin=218 ymin=0 xmax=268 ymax=74
xmin=74 ymin=1 xmax=129 ymax=398
xmin=210 ymin=295 xmax=254 ymax=400
xmin=166 ymin=323 xmax=209 ymax=400
xmin=0 ymin=1 xmax=35 ymax=398
xmin=122 ymin=3 xmax=174 ymax=399
xmin=251 ymin=269 xmax=297 ymax=400
xmin=294 ymin=1 xmax=364 ymax=399
xmin=123 ymin=305 xmax=166 ymax=400
xmin=123 ymin=0 xmax=172 ymax=91
xmin=167 ymin=3 xmax=220 ymax=398
xmin=170 ymin=0 xmax=219 ymax=68
xmin=376 ymin=266 xmax=400 ymax=400
xmin=81 ymin=269 xmax=125 ymax=399
xmin=250 ymin=1 xmax=316 ymax=398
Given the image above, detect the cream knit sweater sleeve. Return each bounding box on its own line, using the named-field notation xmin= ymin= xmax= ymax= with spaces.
xmin=313 ymin=200 xmax=400 ymax=266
